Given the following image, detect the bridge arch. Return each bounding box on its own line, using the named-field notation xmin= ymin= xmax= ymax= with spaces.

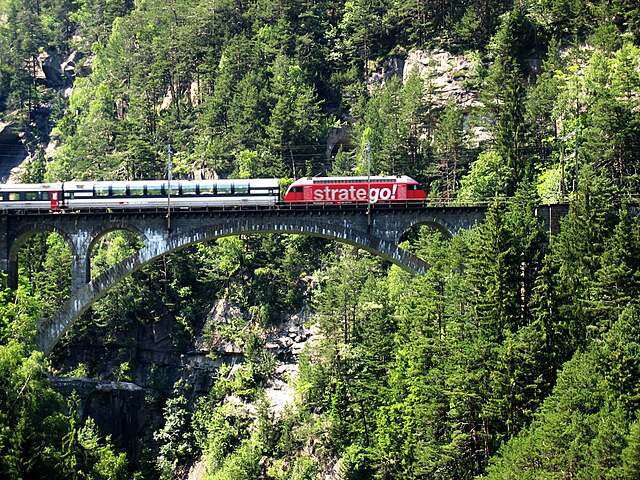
xmin=35 ymin=218 xmax=428 ymax=353
xmin=8 ymin=223 xmax=76 ymax=290
xmin=398 ymin=220 xmax=456 ymax=244
xmin=87 ymin=221 xmax=149 ymax=253
xmin=86 ymin=221 xmax=148 ymax=281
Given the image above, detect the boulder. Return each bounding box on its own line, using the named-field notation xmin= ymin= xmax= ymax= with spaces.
xmin=37 ymin=50 xmax=64 ymax=87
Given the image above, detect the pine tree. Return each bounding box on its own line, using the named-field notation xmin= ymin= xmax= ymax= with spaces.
xmin=58 ymin=392 xmax=87 ymax=480
xmin=433 ymin=101 xmax=467 ymax=198
xmin=482 ymin=6 xmax=535 ymax=194
xmin=548 ymin=169 xmax=617 ymax=353
xmin=590 ymin=204 xmax=640 ymax=328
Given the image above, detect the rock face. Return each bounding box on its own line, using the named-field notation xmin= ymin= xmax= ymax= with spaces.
xmin=50 ymin=296 xmax=321 ymax=471
xmin=365 ymin=48 xmax=489 ymax=146
xmin=0 ymin=122 xmax=27 ymax=182
xmin=368 ymin=54 xmax=406 ymax=89
xmin=264 ymin=306 xmax=316 ymax=360
xmin=36 ymin=49 xmax=89 ymax=89
xmin=403 ymin=49 xmax=483 ymax=113
xmin=367 ymin=48 xmax=482 ymax=113
xmin=50 ymin=377 xmax=147 ymax=464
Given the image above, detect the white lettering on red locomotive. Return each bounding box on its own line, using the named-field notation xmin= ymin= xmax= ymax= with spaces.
xmin=312 ymin=184 xmax=398 ymax=203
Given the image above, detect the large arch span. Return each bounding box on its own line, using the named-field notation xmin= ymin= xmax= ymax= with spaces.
xmin=34 ymin=215 xmax=436 ymax=353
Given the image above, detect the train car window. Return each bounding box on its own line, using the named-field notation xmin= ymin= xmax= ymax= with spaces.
xmin=182 ymin=183 xmax=197 ymax=195
xmin=199 ymin=184 xmax=215 ymax=195
xmin=94 ymin=185 xmax=110 ymax=196
xmin=147 ymin=185 xmax=162 ymax=196
xmin=130 ymin=185 xmax=145 ymax=196
xmin=42 ymin=192 xmax=50 ymax=200
xmin=9 ymin=193 xmax=20 ymax=201
xmin=166 ymin=184 xmax=179 ymax=196
xmin=111 ymin=185 xmax=127 ymax=196
xmin=25 ymin=192 xmax=39 ymax=200
xmin=218 ymin=182 xmax=232 ymax=194
xmin=234 ymin=182 xmax=249 ymax=194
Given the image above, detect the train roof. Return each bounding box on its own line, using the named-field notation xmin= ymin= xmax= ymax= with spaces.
xmin=39 ymin=178 xmax=279 ymax=190
xmin=0 ymin=183 xmax=62 ymax=191
xmin=291 ymin=175 xmax=417 ymax=184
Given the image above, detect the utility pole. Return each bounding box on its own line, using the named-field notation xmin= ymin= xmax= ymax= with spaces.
xmin=366 ymin=141 xmax=371 ymax=226
xmin=167 ymin=143 xmax=172 ymax=231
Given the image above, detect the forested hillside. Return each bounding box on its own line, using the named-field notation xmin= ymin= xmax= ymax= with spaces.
xmin=1 ymin=0 xmax=640 ymax=478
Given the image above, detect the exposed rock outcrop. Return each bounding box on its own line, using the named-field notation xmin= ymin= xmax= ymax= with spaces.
xmin=35 ymin=49 xmax=90 ymax=90
xmin=0 ymin=122 xmax=27 ymax=182
xmin=404 ymin=48 xmax=483 ymax=113
xmin=50 ymin=377 xmax=147 ymax=464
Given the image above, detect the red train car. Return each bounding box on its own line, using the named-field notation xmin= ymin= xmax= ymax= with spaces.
xmin=283 ymin=175 xmax=426 ymax=203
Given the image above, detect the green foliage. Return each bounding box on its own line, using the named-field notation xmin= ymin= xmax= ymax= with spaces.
xmin=205 ymin=437 xmax=262 ymax=480
xmin=352 ymin=71 xmax=434 ymax=180
xmin=0 ymin=341 xmax=65 ymax=478
xmin=485 ymin=304 xmax=640 ymax=479
xmin=154 ymin=379 xmax=197 ymax=478
xmin=0 ymin=286 xmax=128 ymax=479
xmin=17 ymin=232 xmax=71 ymax=317
xmin=78 ymin=418 xmax=129 ymax=479
xmin=58 ymin=393 xmax=130 ymax=480
xmin=458 ymin=150 xmax=512 ymax=200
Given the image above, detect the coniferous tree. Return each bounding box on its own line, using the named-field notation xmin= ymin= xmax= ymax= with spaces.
xmin=590 ymin=204 xmax=640 ymax=328
xmin=547 ymin=170 xmax=617 ymax=354
xmin=433 ymin=100 xmax=466 ymax=198
xmin=483 ymin=6 xmax=536 ymax=194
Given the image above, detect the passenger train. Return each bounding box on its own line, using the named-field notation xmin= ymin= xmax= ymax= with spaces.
xmin=0 ymin=176 xmax=426 ymax=210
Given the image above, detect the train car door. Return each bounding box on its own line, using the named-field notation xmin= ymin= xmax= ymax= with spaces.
xmin=50 ymin=190 xmax=61 ymax=210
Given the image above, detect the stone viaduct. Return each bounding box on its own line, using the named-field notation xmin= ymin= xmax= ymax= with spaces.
xmin=0 ymin=202 xmax=568 ymax=354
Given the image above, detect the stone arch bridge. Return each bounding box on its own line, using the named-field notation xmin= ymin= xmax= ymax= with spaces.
xmin=0 ymin=203 xmax=567 ymax=353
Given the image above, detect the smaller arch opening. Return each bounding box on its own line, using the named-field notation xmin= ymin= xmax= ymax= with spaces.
xmin=17 ymin=231 xmax=72 ymax=315
xmin=90 ymin=230 xmax=144 ymax=279
xmin=399 ymin=222 xmax=453 ymax=245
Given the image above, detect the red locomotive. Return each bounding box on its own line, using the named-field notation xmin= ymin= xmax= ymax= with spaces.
xmin=283 ymin=175 xmax=426 ymax=203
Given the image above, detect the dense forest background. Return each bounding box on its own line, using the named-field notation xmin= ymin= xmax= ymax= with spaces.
xmin=1 ymin=0 xmax=640 ymax=478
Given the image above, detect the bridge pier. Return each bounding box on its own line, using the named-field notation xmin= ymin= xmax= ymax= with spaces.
xmin=69 ymin=231 xmax=92 ymax=293
xmin=0 ymin=215 xmax=11 ymax=287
